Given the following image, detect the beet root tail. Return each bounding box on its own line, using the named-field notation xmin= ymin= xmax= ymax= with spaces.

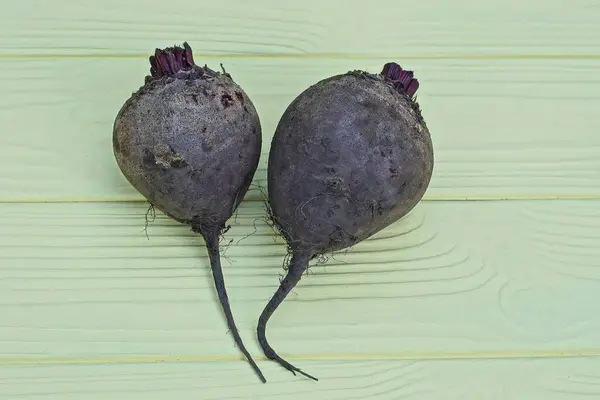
xmin=202 ymin=229 xmax=267 ymax=384
xmin=256 ymin=250 xmax=318 ymax=381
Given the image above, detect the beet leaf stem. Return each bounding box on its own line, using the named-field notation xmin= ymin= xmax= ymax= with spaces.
xmin=202 ymin=229 xmax=267 ymax=384
xmin=257 ymin=250 xmax=318 ymax=381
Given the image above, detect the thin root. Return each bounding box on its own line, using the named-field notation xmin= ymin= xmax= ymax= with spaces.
xmin=265 ymin=349 xmax=318 ymax=381
xmin=143 ymin=203 xmax=156 ymax=239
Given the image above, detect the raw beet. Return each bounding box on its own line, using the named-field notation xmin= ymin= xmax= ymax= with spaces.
xmin=257 ymin=62 xmax=434 ymax=380
xmin=112 ymin=42 xmax=265 ymax=382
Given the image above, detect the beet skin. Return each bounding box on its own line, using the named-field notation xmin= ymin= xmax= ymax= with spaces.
xmin=112 ymin=42 xmax=265 ymax=383
xmin=258 ymin=63 xmax=434 ymax=380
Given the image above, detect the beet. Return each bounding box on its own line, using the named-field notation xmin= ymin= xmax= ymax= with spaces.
xmin=257 ymin=62 xmax=434 ymax=380
xmin=112 ymin=42 xmax=265 ymax=383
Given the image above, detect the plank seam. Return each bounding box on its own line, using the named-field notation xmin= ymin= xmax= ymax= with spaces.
xmin=3 ymin=350 xmax=600 ymax=366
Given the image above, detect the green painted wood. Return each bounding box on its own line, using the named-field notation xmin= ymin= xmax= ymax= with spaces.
xmin=1 ymin=57 xmax=599 ymax=202
xmin=1 ymin=200 xmax=598 ymax=363
xmin=1 ymin=0 xmax=599 ymax=395
xmin=2 ymin=0 xmax=598 ymax=57
xmin=3 ymin=358 xmax=600 ymax=398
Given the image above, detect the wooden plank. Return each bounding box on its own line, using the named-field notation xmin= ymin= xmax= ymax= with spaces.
xmin=2 ymin=358 xmax=600 ymax=398
xmin=1 ymin=57 xmax=599 ymax=202
xmin=2 ymin=0 xmax=599 ymax=57
xmin=1 ymin=200 xmax=599 ymax=364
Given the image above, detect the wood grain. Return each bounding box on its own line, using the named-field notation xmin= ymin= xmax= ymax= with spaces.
xmin=2 ymin=358 xmax=600 ymax=399
xmin=3 ymin=0 xmax=598 ymax=396
xmin=1 ymin=200 xmax=599 ymax=364
xmin=1 ymin=57 xmax=599 ymax=202
xmin=2 ymin=0 xmax=599 ymax=58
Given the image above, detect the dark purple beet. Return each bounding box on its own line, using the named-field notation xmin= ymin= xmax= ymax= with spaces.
xmin=257 ymin=62 xmax=434 ymax=380
xmin=112 ymin=42 xmax=266 ymax=383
